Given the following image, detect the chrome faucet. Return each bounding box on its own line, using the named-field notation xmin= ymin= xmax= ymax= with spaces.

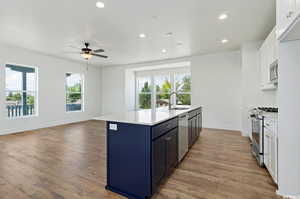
xmin=168 ymin=92 xmax=177 ymax=110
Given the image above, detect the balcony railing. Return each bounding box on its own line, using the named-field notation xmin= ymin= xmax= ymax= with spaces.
xmin=66 ymin=104 xmax=82 ymax=112
xmin=6 ymin=105 xmax=35 ymax=118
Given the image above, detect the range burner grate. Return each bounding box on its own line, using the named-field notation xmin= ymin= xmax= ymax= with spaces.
xmin=258 ymin=107 xmax=278 ymax=113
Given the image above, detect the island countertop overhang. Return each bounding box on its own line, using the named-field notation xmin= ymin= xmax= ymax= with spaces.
xmin=94 ymin=106 xmax=202 ymax=126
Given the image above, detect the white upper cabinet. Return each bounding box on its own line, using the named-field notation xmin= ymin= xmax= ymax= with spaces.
xmin=259 ymin=27 xmax=278 ymax=90
xmin=277 ymin=0 xmax=300 ymax=41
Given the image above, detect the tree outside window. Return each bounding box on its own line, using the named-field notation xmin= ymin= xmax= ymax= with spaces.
xmin=137 ymin=77 xmax=152 ymax=109
xmin=66 ymin=73 xmax=83 ymax=112
xmin=136 ymin=70 xmax=191 ymax=109
xmin=155 ymin=75 xmax=171 ymax=108
xmin=175 ymin=74 xmax=191 ymax=105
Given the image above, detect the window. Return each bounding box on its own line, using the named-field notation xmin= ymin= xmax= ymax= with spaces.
xmin=137 ymin=76 xmax=152 ymax=109
xmin=66 ymin=73 xmax=83 ymax=112
xmin=155 ymin=75 xmax=171 ymax=108
xmin=136 ymin=68 xmax=191 ymax=109
xmin=5 ymin=64 xmax=37 ymax=118
xmin=175 ymin=73 xmax=191 ymax=105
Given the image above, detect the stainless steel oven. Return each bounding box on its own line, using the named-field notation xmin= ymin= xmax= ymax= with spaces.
xmin=178 ymin=113 xmax=189 ymax=161
xmin=251 ymin=115 xmax=264 ymax=166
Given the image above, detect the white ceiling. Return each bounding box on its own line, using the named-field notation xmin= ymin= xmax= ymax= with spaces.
xmin=0 ymin=0 xmax=276 ymax=66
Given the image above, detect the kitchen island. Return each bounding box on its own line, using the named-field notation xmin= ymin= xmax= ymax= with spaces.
xmin=94 ymin=106 xmax=202 ymax=199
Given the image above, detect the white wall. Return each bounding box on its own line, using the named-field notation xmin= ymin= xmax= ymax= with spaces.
xmin=191 ymin=51 xmax=242 ymax=131
xmin=0 ymin=44 xmax=102 ymax=135
xmin=277 ymin=40 xmax=300 ymax=198
xmin=101 ymin=65 xmax=126 ymax=114
xmin=240 ymin=42 xmax=277 ymax=137
xmin=101 ymin=51 xmax=243 ymax=131
xmin=101 ymin=59 xmax=192 ymax=114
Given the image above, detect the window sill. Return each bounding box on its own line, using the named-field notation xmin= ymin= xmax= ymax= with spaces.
xmin=66 ymin=110 xmax=84 ymax=113
xmin=6 ymin=114 xmax=38 ymax=120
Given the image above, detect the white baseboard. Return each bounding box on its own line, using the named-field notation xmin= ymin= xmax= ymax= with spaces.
xmin=0 ymin=118 xmax=92 ymax=135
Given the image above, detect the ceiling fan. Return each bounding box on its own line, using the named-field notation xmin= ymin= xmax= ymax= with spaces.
xmin=78 ymin=42 xmax=108 ymax=60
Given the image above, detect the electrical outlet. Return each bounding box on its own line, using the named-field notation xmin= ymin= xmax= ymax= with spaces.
xmin=109 ymin=123 xmax=118 ymax=131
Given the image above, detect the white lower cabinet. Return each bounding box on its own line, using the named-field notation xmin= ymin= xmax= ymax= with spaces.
xmin=270 ymin=135 xmax=278 ymax=183
xmin=264 ymin=132 xmax=270 ymax=170
xmin=264 ymin=121 xmax=278 ymax=184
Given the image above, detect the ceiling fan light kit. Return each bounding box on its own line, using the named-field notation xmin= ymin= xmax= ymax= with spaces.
xmin=81 ymin=53 xmax=93 ymax=60
xmin=77 ymin=42 xmax=107 ymax=60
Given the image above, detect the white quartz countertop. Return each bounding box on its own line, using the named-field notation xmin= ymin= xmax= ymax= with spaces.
xmin=94 ymin=106 xmax=201 ymax=126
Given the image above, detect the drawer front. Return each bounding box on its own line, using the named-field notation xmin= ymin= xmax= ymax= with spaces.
xmin=188 ymin=110 xmax=197 ymax=119
xmin=152 ymin=117 xmax=178 ymax=139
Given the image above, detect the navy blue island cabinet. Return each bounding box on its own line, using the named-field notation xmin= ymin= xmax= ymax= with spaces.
xmin=105 ymin=107 xmax=202 ymax=199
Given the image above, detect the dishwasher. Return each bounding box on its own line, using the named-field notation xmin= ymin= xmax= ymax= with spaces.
xmin=178 ymin=113 xmax=189 ymax=161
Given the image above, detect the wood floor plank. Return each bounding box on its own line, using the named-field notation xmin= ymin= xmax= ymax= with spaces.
xmin=0 ymin=121 xmax=281 ymax=199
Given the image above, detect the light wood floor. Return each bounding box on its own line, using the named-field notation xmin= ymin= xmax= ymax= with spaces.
xmin=0 ymin=120 xmax=281 ymax=199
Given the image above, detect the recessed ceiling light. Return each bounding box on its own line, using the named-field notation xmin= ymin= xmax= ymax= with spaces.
xmin=96 ymin=1 xmax=105 ymax=8
xmin=139 ymin=33 xmax=146 ymax=38
xmin=221 ymin=39 xmax=228 ymax=43
xmin=177 ymin=42 xmax=183 ymax=47
xmin=219 ymin=14 xmax=228 ymax=20
xmin=162 ymin=49 xmax=167 ymax=53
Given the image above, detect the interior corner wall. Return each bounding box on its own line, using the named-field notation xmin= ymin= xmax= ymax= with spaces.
xmin=101 ymin=51 xmax=243 ymax=131
xmin=125 ymin=68 xmax=136 ymax=111
xmin=101 ymin=65 xmax=126 ymax=114
xmin=0 ymin=44 xmax=102 ymax=135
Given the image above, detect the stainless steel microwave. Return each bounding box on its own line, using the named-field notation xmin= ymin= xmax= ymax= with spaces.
xmin=270 ymin=60 xmax=278 ymax=84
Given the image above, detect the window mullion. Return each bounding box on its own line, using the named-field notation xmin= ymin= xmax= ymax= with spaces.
xmin=170 ymin=72 xmax=176 ymax=106
xmin=151 ymin=75 xmax=156 ymax=110
xmin=135 ymin=76 xmax=138 ymax=109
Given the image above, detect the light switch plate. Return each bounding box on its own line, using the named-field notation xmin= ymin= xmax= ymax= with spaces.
xmin=109 ymin=123 xmax=118 ymax=131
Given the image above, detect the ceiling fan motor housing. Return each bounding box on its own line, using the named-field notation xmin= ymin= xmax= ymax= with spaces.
xmin=79 ymin=42 xmax=108 ymax=59
xmin=82 ymin=43 xmax=92 ymax=54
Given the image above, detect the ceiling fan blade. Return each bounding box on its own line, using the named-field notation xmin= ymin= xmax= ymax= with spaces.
xmin=93 ymin=49 xmax=105 ymax=53
xmin=91 ymin=53 xmax=108 ymax=58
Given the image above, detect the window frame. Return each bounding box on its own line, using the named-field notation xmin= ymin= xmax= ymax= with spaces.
xmin=154 ymin=73 xmax=172 ymax=108
xmin=135 ymin=67 xmax=191 ymax=110
xmin=4 ymin=63 xmax=39 ymax=119
xmin=65 ymin=73 xmax=84 ymax=113
xmin=135 ymin=75 xmax=153 ymax=110
xmin=174 ymin=72 xmax=192 ymax=106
